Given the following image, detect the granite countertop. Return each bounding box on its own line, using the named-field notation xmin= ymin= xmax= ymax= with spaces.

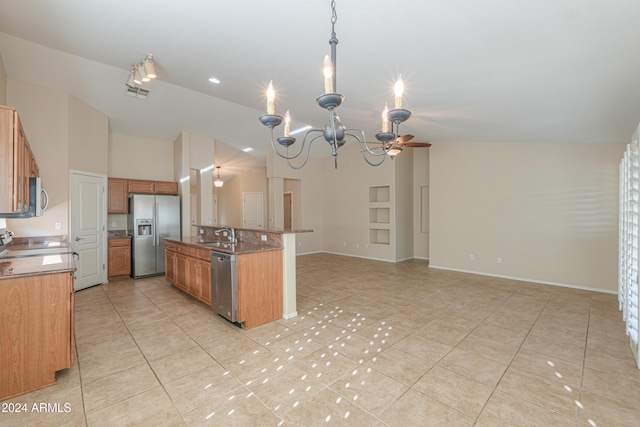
xmin=166 ymin=237 xmax=283 ymax=255
xmin=0 ymin=235 xmax=77 ymax=279
xmin=194 ymin=225 xmax=313 ymax=234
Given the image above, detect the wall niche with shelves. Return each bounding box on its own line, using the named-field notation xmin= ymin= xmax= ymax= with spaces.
xmin=368 ymin=185 xmax=391 ymax=245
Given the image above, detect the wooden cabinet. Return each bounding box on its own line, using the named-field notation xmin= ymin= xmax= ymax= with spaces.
xmin=236 ymin=250 xmax=283 ymax=329
xmin=155 ymin=180 xmax=179 ymax=195
xmin=128 ymin=179 xmax=178 ymax=195
xmin=108 ymin=177 xmax=178 ymax=213
xmin=108 ymin=237 xmax=131 ymax=279
xmin=128 ymin=179 xmax=155 ymax=194
xmin=165 ymin=244 xmax=212 ymax=305
xmin=164 ymin=241 xmax=282 ymax=328
xmin=0 ymin=272 xmax=75 ymax=400
xmin=0 ymin=105 xmax=38 ymax=214
xmin=108 ymin=178 xmax=129 ymax=214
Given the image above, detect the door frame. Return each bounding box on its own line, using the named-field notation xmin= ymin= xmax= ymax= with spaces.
xmin=69 ymin=169 xmax=107 ymax=289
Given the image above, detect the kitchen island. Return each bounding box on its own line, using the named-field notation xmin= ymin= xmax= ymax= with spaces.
xmin=0 ymin=235 xmax=77 ymax=401
xmin=166 ymin=225 xmax=311 ymax=328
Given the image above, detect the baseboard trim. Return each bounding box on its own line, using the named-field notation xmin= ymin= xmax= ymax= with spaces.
xmin=428 ymin=264 xmax=616 ymax=295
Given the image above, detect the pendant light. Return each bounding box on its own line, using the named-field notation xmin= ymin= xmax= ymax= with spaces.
xmin=214 ymin=166 xmax=224 ymax=188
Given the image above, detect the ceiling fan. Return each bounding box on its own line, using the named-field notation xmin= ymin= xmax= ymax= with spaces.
xmin=385 ymin=134 xmax=431 ymax=157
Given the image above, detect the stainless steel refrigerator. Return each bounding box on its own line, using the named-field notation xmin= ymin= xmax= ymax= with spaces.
xmin=128 ymin=194 xmax=180 ymax=278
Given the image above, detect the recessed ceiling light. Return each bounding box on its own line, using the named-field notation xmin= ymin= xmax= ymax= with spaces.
xmin=208 ymin=77 xmax=221 ymax=84
xmin=242 ymin=147 xmax=253 ymax=153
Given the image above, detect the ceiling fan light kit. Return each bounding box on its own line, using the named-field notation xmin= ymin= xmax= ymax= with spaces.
xmin=259 ymin=0 xmax=416 ymax=169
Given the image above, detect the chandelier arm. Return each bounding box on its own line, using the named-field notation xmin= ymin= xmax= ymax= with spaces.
xmin=345 ymin=130 xmax=387 ymax=166
xmin=268 ymin=126 xmax=323 ymax=160
xmin=285 ymin=134 xmax=326 ymax=170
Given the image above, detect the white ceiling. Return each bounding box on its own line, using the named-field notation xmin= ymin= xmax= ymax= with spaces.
xmin=1 ymin=0 xmax=639 ymax=174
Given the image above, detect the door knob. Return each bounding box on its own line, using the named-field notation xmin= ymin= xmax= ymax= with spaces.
xmin=75 ymin=237 xmax=83 ymax=241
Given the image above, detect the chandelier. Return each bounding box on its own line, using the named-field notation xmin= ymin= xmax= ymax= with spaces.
xmin=259 ymin=0 xmax=411 ymax=169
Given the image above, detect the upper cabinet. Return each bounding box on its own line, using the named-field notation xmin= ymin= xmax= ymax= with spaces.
xmin=108 ymin=177 xmax=178 ymax=214
xmin=0 ymin=105 xmax=39 ymax=214
xmin=128 ymin=179 xmax=178 ymax=195
xmin=108 ymin=178 xmax=129 ymax=214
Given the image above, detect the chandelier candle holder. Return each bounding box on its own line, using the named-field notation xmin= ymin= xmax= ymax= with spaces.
xmin=258 ymin=0 xmax=411 ymax=169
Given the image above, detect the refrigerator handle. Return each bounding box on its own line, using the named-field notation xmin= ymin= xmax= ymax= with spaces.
xmin=154 ymin=202 xmax=159 ymax=246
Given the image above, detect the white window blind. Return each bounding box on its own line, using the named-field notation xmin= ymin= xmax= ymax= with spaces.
xmin=619 ymin=124 xmax=640 ymax=368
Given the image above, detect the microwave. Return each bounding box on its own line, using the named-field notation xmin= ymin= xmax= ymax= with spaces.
xmin=0 ymin=177 xmax=49 ymax=218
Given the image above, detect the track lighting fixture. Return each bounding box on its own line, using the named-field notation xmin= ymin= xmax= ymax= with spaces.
xmin=126 ymin=54 xmax=157 ymax=88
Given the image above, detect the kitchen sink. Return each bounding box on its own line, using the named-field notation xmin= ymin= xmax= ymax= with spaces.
xmin=203 ymin=241 xmax=234 ymax=248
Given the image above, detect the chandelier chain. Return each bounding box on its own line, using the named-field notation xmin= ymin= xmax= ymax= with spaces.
xmin=330 ymin=0 xmax=337 ymax=26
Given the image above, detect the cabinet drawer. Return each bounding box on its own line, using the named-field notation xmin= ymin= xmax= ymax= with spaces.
xmin=173 ymin=244 xmax=195 ymax=257
xmin=108 ymin=237 xmax=131 ymax=247
xmin=196 ymin=248 xmax=211 ymax=261
xmin=165 ymin=241 xmax=177 ymax=252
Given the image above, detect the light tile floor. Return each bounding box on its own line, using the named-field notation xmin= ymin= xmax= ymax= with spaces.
xmin=2 ymin=253 xmax=640 ymax=426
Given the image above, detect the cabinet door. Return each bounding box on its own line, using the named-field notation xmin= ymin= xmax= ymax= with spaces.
xmin=175 ymin=253 xmax=189 ymax=291
xmin=108 ymin=178 xmax=129 ymax=214
xmin=108 ymin=246 xmax=131 ymax=278
xmin=13 ymin=116 xmax=27 ymax=212
xmin=187 ymin=257 xmax=200 ymax=298
xmin=128 ymin=179 xmax=155 ymax=194
xmin=198 ymin=260 xmax=212 ymax=305
xmin=155 ymin=181 xmax=179 ymax=195
xmin=165 ymin=250 xmax=177 ymax=284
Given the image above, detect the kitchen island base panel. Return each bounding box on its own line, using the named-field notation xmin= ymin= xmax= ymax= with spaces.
xmin=0 ymin=272 xmax=75 ymax=401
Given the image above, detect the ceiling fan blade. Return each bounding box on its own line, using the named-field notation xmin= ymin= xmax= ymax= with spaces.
xmin=402 ymin=142 xmax=432 ymax=147
xmin=397 ymin=134 xmax=415 ymax=145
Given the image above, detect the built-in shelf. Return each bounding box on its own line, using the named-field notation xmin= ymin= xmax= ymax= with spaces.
xmin=368 ymin=185 xmax=391 ymax=245
xmin=369 ymin=228 xmax=390 ymax=245
xmin=369 ymin=207 xmax=390 ymax=224
xmin=369 ymin=186 xmax=390 ymax=203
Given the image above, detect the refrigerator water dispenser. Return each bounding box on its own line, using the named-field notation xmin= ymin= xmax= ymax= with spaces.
xmin=136 ymin=219 xmax=153 ymax=236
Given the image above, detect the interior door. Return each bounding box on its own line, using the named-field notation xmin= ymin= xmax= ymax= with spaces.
xmin=70 ymin=170 xmax=106 ymax=290
xmin=243 ymin=192 xmax=263 ymax=228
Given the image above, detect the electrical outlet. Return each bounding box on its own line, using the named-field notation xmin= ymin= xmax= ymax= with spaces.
xmin=199 ymin=229 xmax=204 ymax=234
xmin=261 ymin=235 xmax=267 ymax=241
xmin=111 ymin=221 xmax=116 ymax=227
xmin=55 ymin=222 xmax=62 ymax=230
xmin=469 ymin=254 xmax=475 ymax=261
xmin=497 ymin=257 xmax=502 ymax=264
xmin=356 ymin=243 xmax=360 ymax=248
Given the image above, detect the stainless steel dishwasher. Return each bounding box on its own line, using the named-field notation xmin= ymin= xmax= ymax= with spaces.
xmin=211 ymin=250 xmax=237 ymax=323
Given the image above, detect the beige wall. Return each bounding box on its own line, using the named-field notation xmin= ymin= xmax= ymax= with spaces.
xmin=267 ymin=151 xmax=325 ymax=255
xmin=395 ymin=149 xmax=414 ymax=261
xmin=319 ymin=142 xmax=400 ymax=261
xmin=109 ymin=133 xmax=174 ymax=180
xmin=430 ymin=141 xmax=625 ymax=292
xmin=68 ymin=95 xmax=108 ymax=175
xmin=0 ymin=51 xmax=6 ymax=105
xmin=6 ymin=80 xmax=70 ymax=236
xmin=413 ymin=149 xmax=429 ymax=259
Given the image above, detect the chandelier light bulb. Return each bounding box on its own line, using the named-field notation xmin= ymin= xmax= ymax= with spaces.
xmin=394 ymin=75 xmax=404 ymax=109
xmin=284 ymin=110 xmax=291 ymax=137
xmin=323 ymin=55 xmax=334 ymax=94
xmin=381 ymin=104 xmax=390 ymax=133
xmin=258 ymin=1 xmax=415 ymax=169
xmin=266 ymin=81 xmax=275 ymax=115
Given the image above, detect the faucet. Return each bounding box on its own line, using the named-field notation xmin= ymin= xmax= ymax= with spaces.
xmin=215 ymin=227 xmax=237 ymax=244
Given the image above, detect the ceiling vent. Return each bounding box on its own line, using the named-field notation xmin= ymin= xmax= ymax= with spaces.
xmin=125 ymin=85 xmax=149 ymax=100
